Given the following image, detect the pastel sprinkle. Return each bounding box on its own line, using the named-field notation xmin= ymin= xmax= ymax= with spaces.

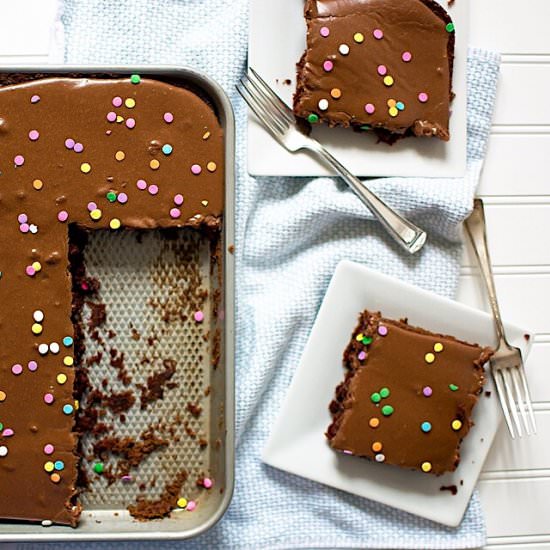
xmin=38 ymin=343 xmax=49 ymax=355
xmin=87 ymin=202 xmax=97 ymax=212
xmin=106 ymin=112 xmax=117 ymax=122
xmin=112 ymin=96 xmax=123 ymax=107
xmin=14 ymin=155 xmax=24 ymax=167
xmin=126 ymin=118 xmax=136 ymax=129
xmin=425 ymin=352 xmax=435 ymax=364
xmin=177 ymin=497 xmax=188 ymax=508
xmin=121 ymin=475 xmax=132 ymax=483
xmin=364 ymin=103 xmax=375 ymax=115
xmin=106 ymin=191 xmax=117 ymax=202
xmin=74 ymin=142 xmax=84 ymax=153
xmin=117 ymin=192 xmax=128 ymax=204
xmin=362 ymin=336 xmax=373 ymax=345
xmin=49 ymin=342 xmax=60 ymax=354
xmin=338 ymin=44 xmax=350 ymax=55
xmin=163 ymin=112 xmax=174 ymax=123
xmin=2 ymin=429 xmax=14 ymax=437
xmin=162 ymin=143 xmax=173 ymax=155
xmin=381 ymin=405 xmax=394 ymax=416
xmin=28 ymin=360 xmax=38 ymax=371
xmin=320 ymin=26 xmax=330 ymax=37
xmin=191 ymin=164 xmax=202 ymax=175
xmin=19 ymin=223 xmax=29 ymax=234
xmin=31 ymin=95 xmax=40 ymax=103
xmin=421 ymin=461 xmax=432 ymax=473
xmin=330 ymin=88 xmax=342 ymax=99
xmin=373 ymin=28 xmax=384 ymax=39
xmin=451 ymin=419 xmax=462 ymax=431
xmin=150 ymin=159 xmax=160 ymax=170
xmin=31 ymin=323 xmax=43 ymax=335
xmin=418 ymin=92 xmax=429 ymax=103
xmin=323 ymin=60 xmax=334 ymax=72
xmin=148 ymin=184 xmax=159 ymax=195
xmin=170 ymin=208 xmax=181 ymax=219
xmin=62 ymin=404 xmax=74 ymax=415
xmin=446 ymin=22 xmax=455 ymax=32
xmin=136 ymin=179 xmax=147 ymax=190
xmin=90 ymin=209 xmax=102 ymax=221
xmin=370 ymin=392 xmax=381 ymax=404
xmin=11 ymin=364 xmax=22 ymax=375
xmin=379 ymin=387 xmax=390 ymax=398
xmin=57 ymin=210 xmax=68 ymax=222
xmin=44 ymin=393 xmax=54 ymax=404
xmin=44 ymin=444 xmax=54 ymax=455
xmin=50 ymin=474 xmax=61 ymax=483
xmin=18 ymin=213 xmax=28 ymax=224
xmin=33 ymin=179 xmax=43 ymax=190
xmin=375 ymin=453 xmax=385 ymax=462
xmin=194 ymin=311 xmax=204 ymax=323
xmin=377 ymin=325 xmax=388 ymax=336
xmin=29 ymin=130 xmax=40 ymax=141
xmin=115 ymin=150 xmax=125 ymax=161
xmin=369 ymin=417 xmax=379 ymax=428
xmin=307 ymin=113 xmax=319 ymax=124
xmin=54 ymin=460 xmax=64 ymax=471
xmin=449 ymin=384 xmax=459 ymax=391
xmin=389 ymin=107 xmax=398 ymax=117
xmin=63 ymin=336 xmax=73 ymax=347
xmin=93 ymin=462 xmax=104 ymax=474
xmin=202 ymin=200 xmax=209 ymax=207
xmin=174 ymin=194 xmax=184 ymax=206
xmin=434 ymin=342 xmax=444 ymax=352
xmin=80 ymin=162 xmax=91 ymax=173
xmin=130 ymin=74 xmax=141 ymax=84
xmin=0 ymin=446 xmax=7 ymax=458
xmin=186 ymin=501 xmax=197 ymax=512
xmin=383 ymin=76 xmax=394 ymax=87
xmin=353 ymin=32 xmax=364 ymax=43
xmin=371 ymin=441 xmax=383 ymax=452
xmin=402 ymin=51 xmax=412 ymax=62
xmin=203 ymin=477 xmax=213 ymax=489
xmin=125 ymin=98 xmax=136 ymax=108
xmin=421 ymin=421 xmax=432 ymax=433
xmin=0 ymin=391 xmax=6 ymax=402
xmin=109 ymin=218 xmax=121 ymax=230
xmin=318 ymin=98 xmax=329 ymax=111
xmin=63 ymin=356 xmax=74 ymax=366
xmin=377 ymin=65 xmax=387 ymax=76
xmin=41 ymin=520 xmax=52 ymax=527
xmin=25 ymin=266 xmax=35 ymax=277
xmin=357 ymin=351 xmax=366 ymax=361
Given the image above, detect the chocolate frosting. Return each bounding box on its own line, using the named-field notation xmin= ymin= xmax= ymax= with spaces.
xmin=327 ymin=311 xmax=493 ymax=475
xmin=0 ymin=76 xmax=223 ymax=525
xmin=294 ymin=0 xmax=455 ymax=140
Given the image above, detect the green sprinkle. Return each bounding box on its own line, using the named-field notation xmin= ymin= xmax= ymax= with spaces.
xmin=449 ymin=384 xmax=459 ymax=391
xmin=307 ymin=113 xmax=319 ymax=124
xmin=379 ymin=387 xmax=390 ymax=399
xmin=370 ymin=392 xmax=381 ymax=404
xmin=381 ymin=405 xmax=394 ymax=416
xmin=93 ymin=462 xmax=104 ymax=474
xmin=0 ymin=423 xmax=3 ymax=431
xmin=362 ymin=336 xmax=373 ymax=345
xmin=130 ymin=74 xmax=141 ymax=84
xmin=360 ymin=125 xmax=371 ymax=131
xmin=106 ymin=191 xmax=117 ymax=203
xmin=446 ymin=22 xmax=455 ymax=32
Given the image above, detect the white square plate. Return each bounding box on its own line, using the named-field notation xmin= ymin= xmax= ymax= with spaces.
xmin=262 ymin=260 xmax=531 ymax=527
xmin=248 ymin=0 xmax=468 ymax=178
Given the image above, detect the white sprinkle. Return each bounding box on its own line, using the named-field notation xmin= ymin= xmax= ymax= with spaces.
xmin=29 ymin=224 xmax=38 ymax=234
xmin=375 ymin=453 xmax=385 ymax=462
xmin=0 ymin=446 xmax=8 ymax=457
xmin=318 ymin=98 xmax=329 ymax=111
xmin=38 ymin=343 xmax=49 ymax=355
xmin=49 ymin=342 xmax=60 ymax=354
xmin=339 ymin=44 xmax=350 ymax=55
xmin=33 ymin=310 xmax=44 ymax=322
xmin=41 ymin=520 xmax=53 ymax=527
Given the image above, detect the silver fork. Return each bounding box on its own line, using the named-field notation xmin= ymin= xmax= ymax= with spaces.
xmin=464 ymin=198 xmax=536 ymax=438
xmin=237 ymin=67 xmax=427 ymax=254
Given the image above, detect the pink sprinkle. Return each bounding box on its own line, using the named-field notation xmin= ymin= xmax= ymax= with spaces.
xmin=112 ymin=96 xmax=123 ymax=107
xmin=31 ymin=94 xmax=40 ymax=104
xmin=136 ymin=179 xmax=147 ymax=190
xmin=106 ymin=111 xmax=117 ymax=122
xmin=65 ymin=138 xmax=75 ymax=150
xmin=418 ymin=92 xmax=429 ymax=103
xmin=57 ymin=210 xmax=69 ymax=223
xmin=186 ymin=501 xmax=197 ymax=512
xmin=323 ymin=60 xmax=334 ymax=72
xmin=358 ymin=351 xmax=367 ymax=361
xmin=11 ymin=364 xmax=23 ymax=375
xmin=44 ymin=444 xmax=55 ymax=455
xmin=81 ymin=282 xmax=89 ymax=291
xmin=14 ymin=155 xmax=24 ymax=167
xmin=320 ymin=26 xmax=330 ymax=37
xmin=377 ymin=65 xmax=387 ymax=76
xmin=87 ymin=202 xmax=97 ymax=212
xmin=343 ymin=450 xmax=353 ymax=455
xmin=191 ymin=164 xmax=202 ymax=175
xmin=28 ymin=130 xmax=40 ymax=141
xmin=73 ymin=142 xmax=84 ymax=153
xmin=126 ymin=118 xmax=136 ymax=129
xmin=170 ymin=208 xmax=181 ymax=219
xmin=148 ymin=184 xmax=159 ymax=195
xmin=28 ymin=360 xmax=38 ymax=372
xmin=19 ymin=223 xmax=30 ymax=233
xmin=364 ymin=103 xmax=375 ymax=114
xmin=163 ymin=112 xmax=174 ymax=123
xmin=423 ymin=386 xmax=433 ymax=397
xmin=194 ymin=311 xmax=204 ymax=323
xmin=25 ymin=266 xmax=36 ymax=277
xmin=44 ymin=393 xmax=54 ymax=404
xmin=203 ymin=477 xmax=213 ymax=489
xmin=2 ymin=429 xmax=14 ymax=437
xmin=402 ymin=51 xmax=412 ymax=62
xmin=373 ymin=28 xmax=384 ymax=39
xmin=117 ymin=192 xmax=128 ymax=204
xmin=18 ymin=213 xmax=28 ymax=224
xmin=174 ymin=194 xmax=184 ymax=206
xmin=121 ymin=475 xmax=132 ymax=483
xmin=377 ymin=325 xmax=388 ymax=336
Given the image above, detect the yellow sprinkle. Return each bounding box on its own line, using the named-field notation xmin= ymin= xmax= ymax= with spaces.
xmin=110 ymin=218 xmax=121 ymax=230
xmin=80 ymin=163 xmax=91 ymax=174
xmin=371 ymin=441 xmax=383 ymax=452
xmin=32 ymin=179 xmax=43 ymax=190
xmin=57 ymin=373 xmax=67 ymax=385
xmin=0 ymin=390 xmax=6 ymax=402
xmin=387 ymin=99 xmax=397 ymax=108
xmin=115 ymin=150 xmax=125 ymax=161
xmin=177 ymin=497 xmax=188 ymax=509
xmin=116 ymin=115 xmax=124 ymax=123
xmin=31 ymin=323 xmax=43 ymax=335
xmin=150 ymin=159 xmax=160 ymax=170
xmin=50 ymin=473 xmax=61 ymax=483
xmin=353 ymin=32 xmax=364 ymax=43
xmin=369 ymin=417 xmax=379 ymax=428
xmin=434 ymin=342 xmax=444 ymax=353
xmin=63 ymin=356 xmax=74 ymax=367
xmin=424 ymin=352 xmax=435 ymax=364
xmin=44 ymin=461 xmax=55 ymax=473
xmin=207 ymin=161 xmax=217 ymax=172
xmin=202 ymin=131 xmax=211 ymax=140
xmin=355 ymin=333 xmax=364 ymax=341
xmin=31 ymin=261 xmax=42 ymax=272
xmin=74 ymin=400 xmax=79 ymax=410
xmin=125 ymin=98 xmax=136 ymax=108
xmin=421 ymin=461 xmax=432 ymax=473
xmin=451 ymin=419 xmax=462 ymax=431
xmin=330 ymin=88 xmax=342 ymax=99
xmin=201 ymin=200 xmax=209 ymax=207
xmin=383 ymin=75 xmax=394 ymax=87
xmin=388 ymin=107 xmax=398 ymax=117
xmin=90 ymin=208 xmax=102 ymax=221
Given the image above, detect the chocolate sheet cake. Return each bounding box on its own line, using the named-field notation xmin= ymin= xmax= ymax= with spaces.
xmin=327 ymin=310 xmax=493 ymax=475
xmin=0 ymin=74 xmax=223 ymax=525
xmin=294 ymin=0 xmax=455 ymax=141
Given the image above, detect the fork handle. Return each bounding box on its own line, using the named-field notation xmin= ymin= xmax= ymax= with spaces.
xmin=308 ymin=143 xmax=427 ymax=254
xmin=464 ymin=198 xmax=507 ymax=345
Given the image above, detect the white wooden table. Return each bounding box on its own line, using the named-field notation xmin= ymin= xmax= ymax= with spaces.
xmin=1 ymin=1 xmax=549 ymax=548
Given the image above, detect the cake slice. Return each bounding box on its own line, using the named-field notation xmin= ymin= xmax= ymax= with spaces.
xmin=294 ymin=0 xmax=455 ymax=141
xmin=327 ymin=310 xmax=493 ymax=475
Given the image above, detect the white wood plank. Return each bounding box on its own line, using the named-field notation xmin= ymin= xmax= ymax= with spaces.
xmin=493 ymin=64 xmax=550 ymax=126
xmin=456 ymin=273 xmax=547 ymax=333
xmin=484 ymin=410 xmax=550 ymax=472
xmin=480 ymin=134 xmax=550 ymax=197
xmin=524 ymin=342 xmax=550 ymax=403
xmin=480 ymin=478 xmax=550 ymax=537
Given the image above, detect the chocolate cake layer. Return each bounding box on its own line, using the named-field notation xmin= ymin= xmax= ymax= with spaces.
xmin=0 ymin=75 xmax=223 ymax=525
xmin=294 ymin=0 xmax=455 ymax=141
xmin=327 ymin=310 xmax=492 ymax=475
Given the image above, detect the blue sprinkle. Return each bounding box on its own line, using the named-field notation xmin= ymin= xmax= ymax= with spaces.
xmin=54 ymin=460 xmax=65 ymax=471
xmin=162 ymin=144 xmax=173 ymax=155
xmin=62 ymin=336 xmax=73 ymax=347
xmin=421 ymin=421 xmax=432 ymax=433
xmin=62 ymin=404 xmax=74 ymax=415
xmin=396 ymin=101 xmax=405 ymax=111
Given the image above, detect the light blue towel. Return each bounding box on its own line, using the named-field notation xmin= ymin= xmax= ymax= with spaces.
xmin=45 ymin=1 xmax=499 ymax=548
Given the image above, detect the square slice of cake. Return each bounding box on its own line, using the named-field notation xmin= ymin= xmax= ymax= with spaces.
xmin=294 ymin=0 xmax=455 ymax=141
xmin=326 ymin=310 xmax=493 ymax=475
